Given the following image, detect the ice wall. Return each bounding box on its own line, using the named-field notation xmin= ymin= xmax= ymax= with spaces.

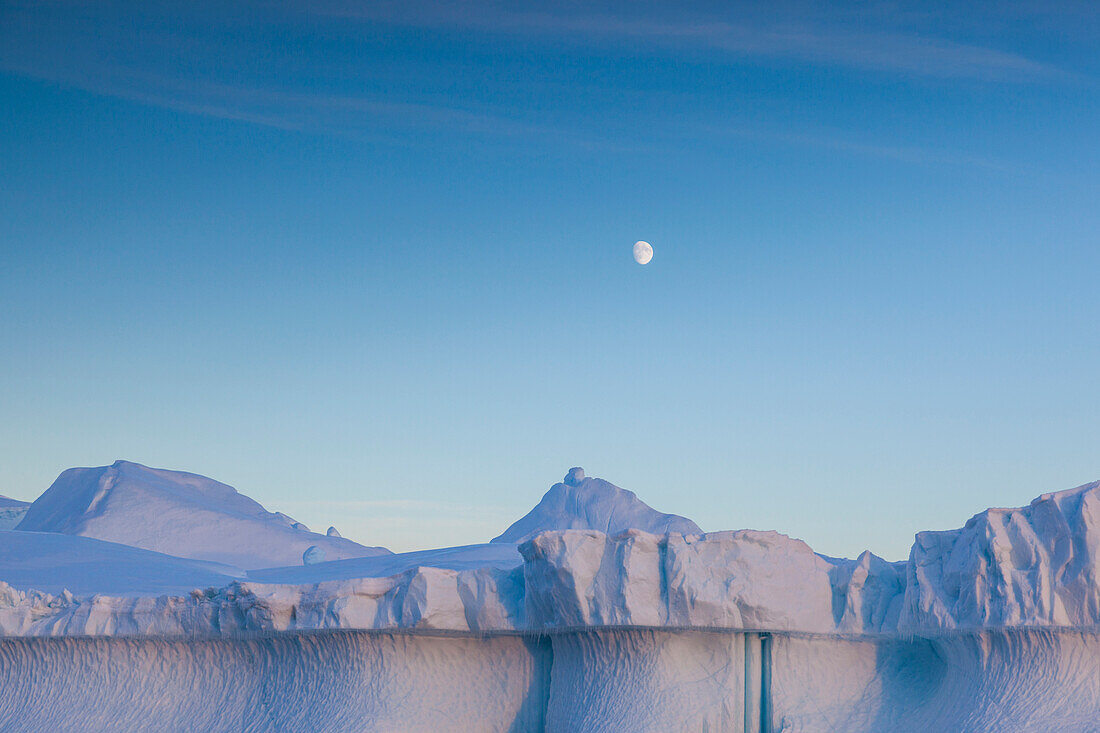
xmin=0 ymin=565 xmax=524 ymax=637
xmin=520 ymin=528 xmax=905 ymax=634
xmin=546 ymin=629 xmax=766 ymax=731
xmin=900 ymin=480 xmax=1100 ymax=631
xmin=0 ymin=631 xmax=550 ymax=733
xmin=1 ymin=628 xmax=1098 ymax=732
xmin=769 ymin=630 xmax=1100 ymax=732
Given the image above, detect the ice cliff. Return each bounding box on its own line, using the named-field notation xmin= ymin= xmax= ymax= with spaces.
xmin=900 ymin=479 xmax=1100 ymax=631
xmin=521 ymin=529 xmax=905 ymax=633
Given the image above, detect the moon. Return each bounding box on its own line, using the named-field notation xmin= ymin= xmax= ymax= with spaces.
xmin=633 ymin=240 xmax=653 ymax=265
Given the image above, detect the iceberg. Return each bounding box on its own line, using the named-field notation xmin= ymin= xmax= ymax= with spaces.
xmin=2 ymin=464 xmax=1100 ymax=731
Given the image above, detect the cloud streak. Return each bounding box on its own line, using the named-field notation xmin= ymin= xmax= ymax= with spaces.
xmin=312 ymin=2 xmax=1074 ymax=82
xmin=0 ymin=0 xmax=1076 ymax=165
xmin=704 ymin=124 xmax=1013 ymax=171
xmin=0 ymin=18 xmax=580 ymax=146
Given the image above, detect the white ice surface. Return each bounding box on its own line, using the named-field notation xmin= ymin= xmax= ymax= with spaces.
xmin=16 ymin=461 xmax=390 ymax=569
xmin=0 ymin=530 xmax=242 ymax=596
xmin=492 ymin=467 xmax=702 ymax=543
xmin=900 ymin=479 xmax=1100 ymax=632
xmin=249 ymin=542 xmax=522 ymax=585
xmin=520 ymin=528 xmax=905 ymax=633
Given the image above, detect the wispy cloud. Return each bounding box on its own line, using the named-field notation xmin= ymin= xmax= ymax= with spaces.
xmin=312 ymin=2 xmax=1075 ymax=82
xmin=0 ymin=1 xmax=612 ymax=148
xmin=0 ymin=43 xmax=580 ymax=146
xmin=703 ymin=124 xmax=1013 ymax=171
xmin=0 ymin=0 xmax=1081 ymax=161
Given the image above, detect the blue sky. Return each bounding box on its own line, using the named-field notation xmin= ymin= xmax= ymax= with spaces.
xmin=2 ymin=1 xmax=1099 ymax=558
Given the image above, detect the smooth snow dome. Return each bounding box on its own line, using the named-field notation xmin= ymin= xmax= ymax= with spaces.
xmin=16 ymin=461 xmax=390 ymax=569
xmin=492 ymin=467 xmax=702 ymax=543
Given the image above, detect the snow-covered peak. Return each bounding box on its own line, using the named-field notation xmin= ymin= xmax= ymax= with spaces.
xmin=16 ymin=460 xmax=390 ymax=569
xmin=491 ymin=468 xmax=702 ymax=544
xmin=20 ymin=461 xmax=283 ymax=533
